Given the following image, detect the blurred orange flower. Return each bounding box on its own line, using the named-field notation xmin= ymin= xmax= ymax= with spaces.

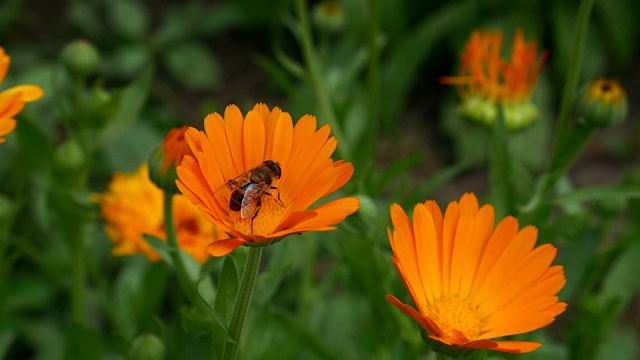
xmin=387 ymin=193 xmax=566 ymax=355
xmin=0 ymin=46 xmax=44 ymax=144
xmin=161 ymin=125 xmax=192 ymax=173
xmin=177 ymin=103 xmax=359 ymax=256
xmin=441 ymin=29 xmax=546 ymax=103
xmin=95 ymin=164 xmax=226 ymax=263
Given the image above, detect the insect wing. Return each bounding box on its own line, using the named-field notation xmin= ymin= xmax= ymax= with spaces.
xmin=240 ymin=183 xmax=270 ymax=219
xmin=213 ymin=173 xmax=248 ymax=199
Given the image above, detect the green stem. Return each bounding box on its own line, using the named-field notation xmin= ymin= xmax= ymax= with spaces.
xmin=163 ymin=192 xmax=196 ymax=304
xmin=363 ymin=0 xmax=380 ymax=171
xmin=71 ymin=225 xmax=85 ymax=323
xmin=489 ymin=105 xmax=511 ymax=219
xmin=294 ymin=0 xmax=351 ymax=161
xmin=552 ymin=0 xmax=596 ymax=144
xmin=220 ymin=247 xmax=263 ymax=360
xmin=522 ymin=0 xmax=596 ymax=216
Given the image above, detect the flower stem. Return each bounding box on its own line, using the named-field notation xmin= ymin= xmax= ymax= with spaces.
xmin=163 ymin=192 xmax=196 ymax=304
xmin=489 ymin=105 xmax=512 ymax=219
xmin=220 ymin=247 xmax=263 ymax=360
xmin=521 ymin=0 xmax=595 ymax=216
xmin=71 ymin=225 xmax=85 ymax=324
xmin=294 ymin=0 xmax=351 ymax=161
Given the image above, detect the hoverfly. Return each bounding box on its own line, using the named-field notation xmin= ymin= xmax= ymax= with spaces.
xmin=213 ymin=160 xmax=285 ymax=232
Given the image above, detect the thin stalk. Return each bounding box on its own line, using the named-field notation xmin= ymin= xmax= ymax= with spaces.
xmin=163 ymin=192 xmax=196 ymax=304
xmin=294 ymin=0 xmax=351 ymax=160
xmin=522 ymin=0 xmax=596 ymax=215
xmin=71 ymin=225 xmax=85 ymax=323
xmin=489 ymin=105 xmax=511 ymax=219
xmin=363 ymin=0 xmax=380 ymax=171
xmin=220 ymin=247 xmax=263 ymax=360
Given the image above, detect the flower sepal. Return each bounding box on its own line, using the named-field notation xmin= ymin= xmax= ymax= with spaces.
xmin=420 ymin=329 xmax=477 ymax=359
xmin=244 ymin=236 xmax=286 ymax=249
xmin=148 ymin=143 xmax=180 ymax=194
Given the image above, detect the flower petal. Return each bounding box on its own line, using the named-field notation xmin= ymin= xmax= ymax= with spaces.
xmin=207 ymin=238 xmax=246 ymax=257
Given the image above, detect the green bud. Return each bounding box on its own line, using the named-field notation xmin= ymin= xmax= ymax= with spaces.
xmin=61 ymin=39 xmax=100 ymax=78
xmin=460 ymin=96 xmax=538 ymax=130
xmin=54 ymin=139 xmax=85 ymax=171
xmin=577 ymin=79 xmax=628 ymax=128
xmin=129 ymin=334 xmax=165 ymax=360
xmin=148 ymin=143 xmax=180 ymax=194
xmin=312 ymin=0 xmax=345 ymax=33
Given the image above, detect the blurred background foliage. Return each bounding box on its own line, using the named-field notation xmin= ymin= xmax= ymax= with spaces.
xmin=0 ymin=0 xmax=639 ymax=359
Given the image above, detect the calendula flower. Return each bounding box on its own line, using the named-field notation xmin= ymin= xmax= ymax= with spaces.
xmin=387 ymin=193 xmax=566 ymax=356
xmin=149 ymin=126 xmax=193 ymax=193
xmin=441 ymin=30 xmax=547 ymax=130
xmin=95 ymin=164 xmax=226 ymax=263
xmin=176 ymin=103 xmax=359 ymax=256
xmin=576 ymin=78 xmax=628 ymax=128
xmin=0 ymin=47 xmax=44 ymax=144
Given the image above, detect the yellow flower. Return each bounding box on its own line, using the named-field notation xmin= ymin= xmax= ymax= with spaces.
xmin=441 ymin=30 xmax=547 ymax=130
xmin=0 ymin=46 xmax=44 ymax=144
xmin=387 ymin=193 xmax=566 ymax=355
xmin=176 ymin=103 xmax=359 ymax=256
xmin=95 ymin=164 xmax=226 ymax=263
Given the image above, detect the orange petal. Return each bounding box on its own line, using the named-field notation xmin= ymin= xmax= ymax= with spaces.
xmin=490 ymin=340 xmax=542 ymax=353
xmin=1 ymin=85 xmax=44 ymax=102
xmin=204 ymin=113 xmax=237 ymax=184
xmin=286 ymin=197 xmax=359 ymax=232
xmin=207 ymin=238 xmax=246 ymax=257
xmin=270 ymin=111 xmax=293 ymax=168
xmin=413 ymin=203 xmax=440 ymax=303
xmin=243 ymin=109 xmax=265 ymax=169
xmin=386 ymin=295 xmax=442 ymax=336
xmin=0 ymin=118 xmax=16 ymax=137
xmin=224 ymin=105 xmax=245 ymax=175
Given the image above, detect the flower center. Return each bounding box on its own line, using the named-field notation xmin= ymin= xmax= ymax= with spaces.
xmin=230 ymin=193 xmax=287 ymax=237
xmin=425 ymin=297 xmax=484 ymax=341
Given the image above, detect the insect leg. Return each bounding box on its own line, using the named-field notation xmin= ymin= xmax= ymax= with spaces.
xmin=268 ymin=186 xmax=285 ymax=208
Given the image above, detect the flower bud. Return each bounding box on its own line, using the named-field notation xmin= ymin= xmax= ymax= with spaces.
xmin=460 ymin=96 xmax=538 ymax=131
xmin=312 ymin=0 xmax=345 ymax=34
xmin=54 ymin=138 xmax=85 ymax=172
xmin=577 ymin=79 xmax=628 ymax=128
xmin=61 ymin=39 xmax=100 ymax=78
xmin=129 ymin=333 xmax=165 ymax=360
xmin=148 ymin=126 xmax=192 ymax=194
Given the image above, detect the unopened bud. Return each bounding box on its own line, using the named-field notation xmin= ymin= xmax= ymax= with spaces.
xmin=577 ymin=79 xmax=628 ymax=128
xmin=61 ymin=39 xmax=100 ymax=78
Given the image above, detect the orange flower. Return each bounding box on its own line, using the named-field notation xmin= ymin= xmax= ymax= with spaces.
xmin=95 ymin=164 xmax=227 ymax=263
xmin=0 ymin=46 xmax=44 ymax=144
xmin=176 ymin=103 xmax=359 ymax=256
xmin=441 ymin=29 xmax=546 ymax=103
xmin=387 ymin=193 xmax=566 ymax=355
xmin=161 ymin=125 xmax=193 ymax=173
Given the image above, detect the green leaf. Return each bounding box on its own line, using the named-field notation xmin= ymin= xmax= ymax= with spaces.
xmin=109 ymin=0 xmax=150 ymax=39
xmin=211 ymin=256 xmax=239 ymax=357
xmin=369 ymin=150 xmax=424 ymax=196
xmin=98 ymin=65 xmax=154 ymax=147
xmin=0 ymin=331 xmax=16 ymax=359
xmin=558 ymin=229 xmax=599 ymax=301
xmin=594 ymin=239 xmax=640 ymax=317
xmin=142 ymin=234 xmax=173 ymax=266
xmin=215 ymin=256 xmax=239 ymax=323
xmin=134 ymin=262 xmax=168 ymax=330
xmin=272 ymin=309 xmax=337 ymax=360
xmin=553 ymin=185 xmax=640 ymax=206
xmin=164 ymin=42 xmax=221 ymax=90
xmin=63 ymin=323 xmax=101 ymax=360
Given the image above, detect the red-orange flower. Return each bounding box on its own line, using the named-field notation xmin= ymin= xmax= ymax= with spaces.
xmin=0 ymin=46 xmax=44 ymax=143
xmin=95 ymin=164 xmax=227 ymax=263
xmin=176 ymin=103 xmax=359 ymax=256
xmin=441 ymin=29 xmax=546 ymax=103
xmin=387 ymin=193 xmax=566 ymax=355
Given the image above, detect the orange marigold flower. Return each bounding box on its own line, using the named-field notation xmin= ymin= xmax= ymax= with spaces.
xmin=441 ymin=30 xmax=547 ymax=130
xmin=441 ymin=29 xmax=546 ymax=103
xmin=0 ymin=46 xmax=44 ymax=144
xmin=176 ymin=103 xmax=359 ymax=257
xmin=387 ymin=193 xmax=566 ymax=356
xmin=95 ymin=164 xmax=227 ymax=263
xmin=161 ymin=125 xmax=193 ymax=173
xmin=149 ymin=126 xmax=194 ymax=193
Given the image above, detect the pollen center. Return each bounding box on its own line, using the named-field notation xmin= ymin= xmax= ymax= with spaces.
xmin=230 ymin=194 xmax=287 ymax=237
xmin=425 ymin=297 xmax=484 ymax=341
